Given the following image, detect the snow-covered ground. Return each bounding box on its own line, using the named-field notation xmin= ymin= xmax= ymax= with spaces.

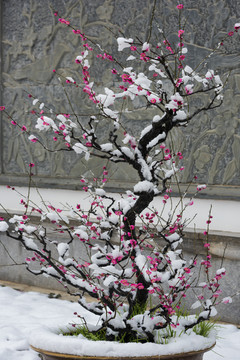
xmin=0 ymin=286 xmax=239 ymax=360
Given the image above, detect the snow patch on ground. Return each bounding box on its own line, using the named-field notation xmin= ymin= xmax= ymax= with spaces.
xmin=0 ymin=286 xmax=239 ymax=359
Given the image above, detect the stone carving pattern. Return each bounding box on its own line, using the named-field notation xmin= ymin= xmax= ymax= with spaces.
xmin=0 ymin=0 xmax=240 ymax=189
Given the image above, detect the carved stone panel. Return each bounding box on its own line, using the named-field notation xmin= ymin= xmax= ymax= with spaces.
xmin=0 ymin=0 xmax=240 ymax=198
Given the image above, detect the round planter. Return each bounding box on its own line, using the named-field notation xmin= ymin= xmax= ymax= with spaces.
xmin=29 ymin=326 xmax=216 ymax=360
xmin=30 ymin=344 xmax=215 ymax=360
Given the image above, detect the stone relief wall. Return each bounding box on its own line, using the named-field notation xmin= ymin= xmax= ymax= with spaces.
xmin=0 ymin=0 xmax=240 ymax=198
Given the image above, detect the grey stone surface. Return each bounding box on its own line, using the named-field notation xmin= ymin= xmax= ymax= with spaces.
xmin=0 ymin=0 xmax=239 ymax=198
xmin=183 ymin=230 xmax=240 ymax=324
xmin=0 ymin=226 xmax=239 ymax=324
xmin=0 ymin=220 xmax=92 ymax=291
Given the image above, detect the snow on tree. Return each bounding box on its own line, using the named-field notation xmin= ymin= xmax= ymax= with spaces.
xmin=0 ymin=3 xmax=239 ymax=343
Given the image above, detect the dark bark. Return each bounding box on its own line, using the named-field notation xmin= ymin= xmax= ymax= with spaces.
xmin=138 ymin=111 xmax=174 ymax=159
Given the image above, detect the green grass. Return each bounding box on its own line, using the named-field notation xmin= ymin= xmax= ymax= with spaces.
xmin=62 ymin=325 xmax=107 ymax=341
xmin=62 ymin=325 xmax=148 ymax=343
xmin=193 ymin=320 xmax=216 ymax=337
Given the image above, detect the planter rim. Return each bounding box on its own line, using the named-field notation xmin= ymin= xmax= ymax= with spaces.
xmin=29 ymin=324 xmax=216 ymax=359
xmin=30 ymin=343 xmax=216 ymax=359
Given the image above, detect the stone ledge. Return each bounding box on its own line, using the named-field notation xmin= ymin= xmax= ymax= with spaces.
xmin=184 ymin=229 xmax=240 ymax=261
xmin=1 ymin=174 xmax=240 ymax=200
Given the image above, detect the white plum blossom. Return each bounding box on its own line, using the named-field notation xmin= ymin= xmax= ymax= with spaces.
xmin=72 ymin=143 xmax=88 ymax=154
xmin=117 ymin=37 xmax=133 ymax=51
xmin=165 ymin=93 xmax=184 ymax=110
xmin=0 ymin=221 xmax=9 ymax=232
